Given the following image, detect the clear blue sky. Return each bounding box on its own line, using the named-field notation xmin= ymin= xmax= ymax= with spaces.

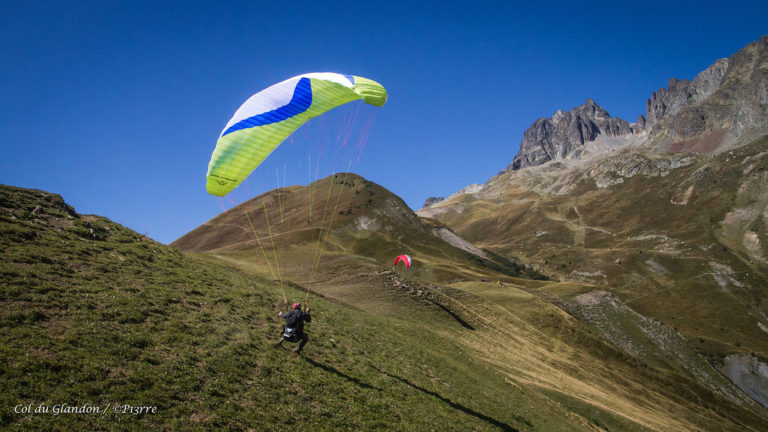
xmin=1 ymin=1 xmax=766 ymax=244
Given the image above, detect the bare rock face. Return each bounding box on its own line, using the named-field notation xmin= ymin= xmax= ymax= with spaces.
xmin=647 ymin=37 xmax=768 ymax=141
xmin=693 ymin=58 xmax=730 ymax=100
xmin=509 ymin=99 xmax=635 ymax=170
xmin=645 ymin=58 xmax=729 ymax=128
xmin=721 ymin=353 xmax=768 ymax=407
xmin=701 ymin=36 xmax=768 ymax=136
xmin=646 ymin=77 xmax=698 ymax=126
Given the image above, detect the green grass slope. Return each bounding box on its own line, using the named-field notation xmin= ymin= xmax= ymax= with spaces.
xmin=4 ymin=184 xmax=768 ymax=430
xmin=0 ymin=184 xmax=609 ymax=431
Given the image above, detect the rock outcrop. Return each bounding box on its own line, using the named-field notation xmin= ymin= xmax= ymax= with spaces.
xmin=653 ymin=37 xmax=767 ymax=141
xmin=509 ymin=99 xmax=636 ymax=170
xmin=645 ymin=59 xmax=729 ymax=128
xmin=509 ymin=35 xmax=768 ymax=169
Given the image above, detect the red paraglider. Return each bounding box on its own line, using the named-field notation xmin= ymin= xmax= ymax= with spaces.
xmin=393 ymin=254 xmax=412 ymax=269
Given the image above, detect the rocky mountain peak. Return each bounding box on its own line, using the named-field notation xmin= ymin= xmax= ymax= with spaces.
xmin=648 ymin=36 xmax=767 ymax=144
xmin=508 ymin=99 xmax=635 ymax=170
xmin=508 ymin=35 xmax=767 ymax=171
xmin=645 ymin=58 xmax=729 ymax=129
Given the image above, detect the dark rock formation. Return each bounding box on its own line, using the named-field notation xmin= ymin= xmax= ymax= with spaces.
xmin=650 ymin=36 xmax=767 ymax=142
xmin=509 ymin=99 xmax=635 ymax=170
xmin=645 ymin=59 xmax=729 ymax=131
xmin=696 ymin=37 xmax=766 ymax=135
xmin=509 ymin=35 xmax=768 ymax=170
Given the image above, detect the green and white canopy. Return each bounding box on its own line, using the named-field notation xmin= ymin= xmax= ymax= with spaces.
xmin=206 ymin=73 xmax=387 ymax=197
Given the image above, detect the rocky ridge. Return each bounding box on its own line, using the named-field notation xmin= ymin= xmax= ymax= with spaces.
xmin=507 ymin=36 xmax=768 ymax=171
xmin=509 ymin=98 xmax=639 ymax=170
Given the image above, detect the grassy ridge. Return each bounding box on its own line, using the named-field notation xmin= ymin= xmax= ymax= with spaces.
xmin=0 ymin=185 xmax=582 ymax=430
xmin=172 ymin=174 xmax=543 ymax=287
xmin=4 ymin=184 xmax=768 ymax=430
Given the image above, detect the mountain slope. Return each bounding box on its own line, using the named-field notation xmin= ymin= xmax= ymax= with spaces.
xmin=419 ymin=36 xmax=768 ymax=409
xmin=6 ymin=182 xmax=768 ymax=430
xmin=171 ymin=171 xmax=768 ymax=430
xmin=0 ymin=183 xmax=586 ymax=431
xmin=420 ymin=129 xmax=768 ymax=409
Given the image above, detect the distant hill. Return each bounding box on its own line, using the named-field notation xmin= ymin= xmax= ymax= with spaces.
xmin=172 ymin=173 xmax=544 ymax=309
xmin=419 ymin=36 xmax=768 ymax=408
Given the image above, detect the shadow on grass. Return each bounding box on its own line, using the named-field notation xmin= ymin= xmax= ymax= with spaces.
xmin=380 ymin=369 xmax=525 ymax=431
xmin=427 ymin=299 xmax=475 ymax=330
xmin=303 ymin=357 xmax=381 ymax=391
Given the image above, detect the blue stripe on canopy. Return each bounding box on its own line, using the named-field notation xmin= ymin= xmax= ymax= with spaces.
xmin=222 ymin=77 xmax=313 ymax=137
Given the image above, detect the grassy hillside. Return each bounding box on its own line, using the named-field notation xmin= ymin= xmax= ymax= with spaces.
xmin=4 ymin=184 xmax=768 ymax=430
xmin=0 ymin=184 xmax=588 ymax=431
xmin=173 ymin=165 xmax=768 ymax=431
xmin=172 ymin=173 xmax=542 ymax=295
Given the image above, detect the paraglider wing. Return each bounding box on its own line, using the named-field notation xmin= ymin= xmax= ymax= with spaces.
xmin=393 ymin=254 xmax=412 ymax=268
xmin=206 ymin=72 xmax=388 ymax=197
